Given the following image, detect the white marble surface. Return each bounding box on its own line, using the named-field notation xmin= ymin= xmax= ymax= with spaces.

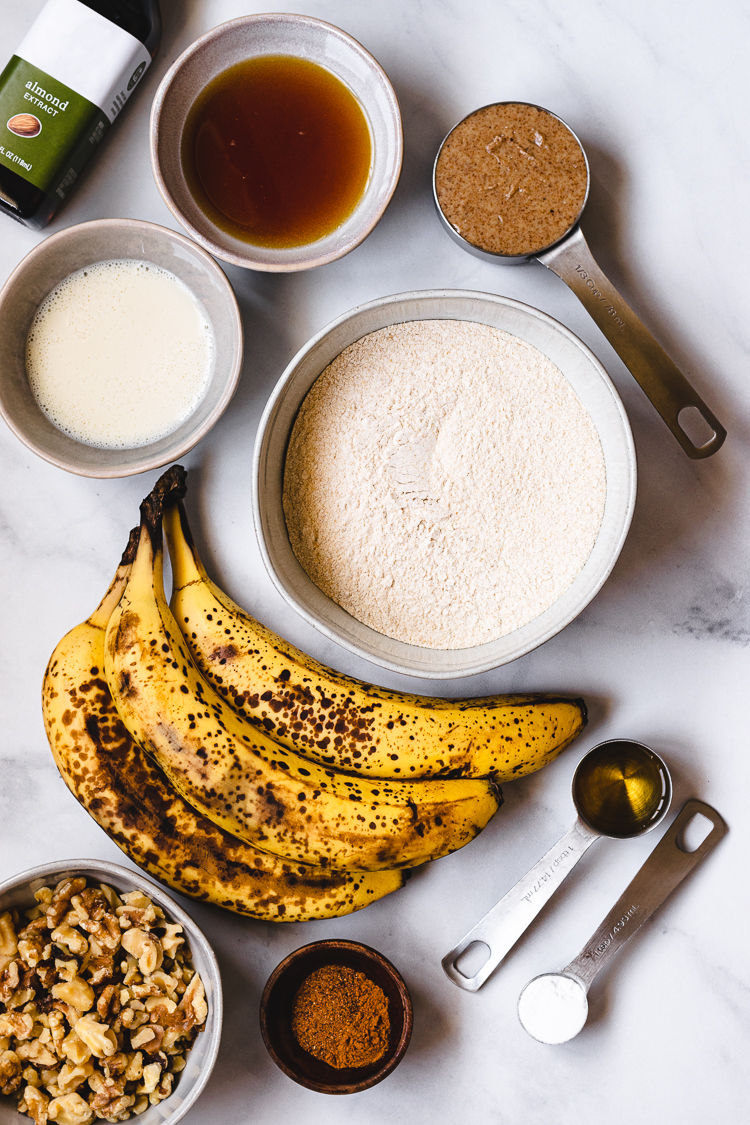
xmin=1 ymin=1 xmax=749 ymax=1122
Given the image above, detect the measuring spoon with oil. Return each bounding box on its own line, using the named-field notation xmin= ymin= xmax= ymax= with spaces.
xmin=518 ymin=798 xmax=726 ymax=1044
xmin=442 ymin=739 xmax=671 ymax=992
xmin=433 ymin=102 xmax=726 ymax=458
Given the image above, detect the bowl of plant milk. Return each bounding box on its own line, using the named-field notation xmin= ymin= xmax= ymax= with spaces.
xmin=0 ymin=218 xmax=242 ymax=477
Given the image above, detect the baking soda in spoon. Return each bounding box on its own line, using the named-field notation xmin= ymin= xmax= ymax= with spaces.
xmin=517 ymin=974 xmax=588 ymax=1045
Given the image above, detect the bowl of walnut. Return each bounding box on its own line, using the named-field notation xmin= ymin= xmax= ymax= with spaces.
xmin=0 ymin=860 xmax=222 ymax=1125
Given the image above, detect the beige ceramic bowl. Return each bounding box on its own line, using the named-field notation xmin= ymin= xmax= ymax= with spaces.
xmin=0 ymin=858 xmax=223 ymax=1125
xmin=254 ymin=290 xmax=637 ymax=679
xmin=150 ymin=13 xmax=402 ymax=272
xmin=0 ymin=218 xmax=243 ymax=478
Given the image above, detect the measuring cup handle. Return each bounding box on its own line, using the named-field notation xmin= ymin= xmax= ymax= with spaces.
xmin=566 ymin=799 xmax=727 ymax=989
xmin=538 ymin=228 xmax=726 ymax=459
xmin=442 ymin=818 xmax=599 ymax=992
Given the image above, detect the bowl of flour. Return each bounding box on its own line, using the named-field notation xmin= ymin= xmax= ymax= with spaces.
xmin=253 ymin=290 xmax=636 ymax=678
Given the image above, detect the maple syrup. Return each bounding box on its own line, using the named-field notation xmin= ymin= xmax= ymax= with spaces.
xmin=182 ymin=55 xmax=372 ymax=249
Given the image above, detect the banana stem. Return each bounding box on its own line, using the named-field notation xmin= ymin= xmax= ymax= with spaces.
xmin=129 ymin=520 xmax=170 ymax=615
xmin=163 ymin=501 xmax=206 ymax=590
xmin=87 ymin=527 xmax=139 ymax=630
xmin=139 ymin=465 xmax=188 ymax=551
xmin=133 ymin=466 xmax=190 ymax=607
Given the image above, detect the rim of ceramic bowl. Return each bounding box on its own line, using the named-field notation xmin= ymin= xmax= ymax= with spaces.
xmin=149 ymin=13 xmax=403 ymax=272
xmin=0 ymin=217 xmax=243 ymax=478
xmin=259 ymin=939 xmax=413 ymax=1094
xmin=0 ymin=857 xmax=223 ymax=1125
xmin=253 ymin=288 xmax=637 ymax=679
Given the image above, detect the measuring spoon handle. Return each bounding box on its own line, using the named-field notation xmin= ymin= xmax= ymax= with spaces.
xmin=442 ymin=818 xmax=599 ymax=991
xmin=566 ymin=799 xmax=727 ymax=989
xmin=538 ymin=228 xmax=726 ymax=459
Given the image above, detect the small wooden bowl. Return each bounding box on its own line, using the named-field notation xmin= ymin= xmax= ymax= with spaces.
xmin=260 ymin=939 xmax=413 ymax=1094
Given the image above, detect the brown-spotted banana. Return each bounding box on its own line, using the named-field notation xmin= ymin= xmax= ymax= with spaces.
xmin=164 ymin=495 xmax=587 ymax=781
xmin=104 ymin=470 xmax=502 ymax=871
xmin=42 ymin=534 xmax=405 ymax=921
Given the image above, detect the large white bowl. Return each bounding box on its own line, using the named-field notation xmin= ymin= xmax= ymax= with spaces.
xmin=254 ymin=290 xmax=637 ymax=679
xmin=0 ymin=858 xmax=222 ymax=1125
xmin=150 ymin=13 xmax=402 ymax=272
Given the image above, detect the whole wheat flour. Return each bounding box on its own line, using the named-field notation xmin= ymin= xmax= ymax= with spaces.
xmin=283 ymin=320 xmax=606 ymax=650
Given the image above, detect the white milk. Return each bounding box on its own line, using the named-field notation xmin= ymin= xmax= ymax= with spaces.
xmin=26 ymin=259 xmax=214 ymax=449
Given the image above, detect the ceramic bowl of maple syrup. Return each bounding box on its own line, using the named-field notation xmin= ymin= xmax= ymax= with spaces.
xmin=150 ymin=14 xmax=402 ymax=272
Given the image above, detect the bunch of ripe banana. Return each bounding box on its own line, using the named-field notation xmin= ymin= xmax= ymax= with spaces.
xmin=43 ymin=467 xmax=587 ymax=923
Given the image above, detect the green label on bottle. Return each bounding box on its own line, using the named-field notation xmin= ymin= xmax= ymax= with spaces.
xmin=0 ymin=56 xmax=109 ymax=195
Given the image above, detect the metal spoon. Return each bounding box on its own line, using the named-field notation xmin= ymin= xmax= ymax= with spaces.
xmin=518 ymin=798 xmax=727 ymax=1044
xmin=442 ymin=739 xmax=672 ymax=992
xmin=433 ymin=102 xmax=726 ymax=459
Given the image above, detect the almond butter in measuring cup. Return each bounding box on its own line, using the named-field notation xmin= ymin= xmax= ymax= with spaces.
xmin=433 ymin=101 xmax=726 ymax=459
xmin=434 ymin=101 xmax=588 ymax=257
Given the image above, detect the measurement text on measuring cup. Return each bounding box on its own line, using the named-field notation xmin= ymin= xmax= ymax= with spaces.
xmin=521 ymin=845 xmax=576 ymax=903
xmin=591 ymin=904 xmax=640 ymax=958
xmin=574 ymin=264 xmax=625 ymax=328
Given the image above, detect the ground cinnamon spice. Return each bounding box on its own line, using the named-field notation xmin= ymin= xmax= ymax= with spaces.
xmin=291 ymin=963 xmax=390 ymax=1068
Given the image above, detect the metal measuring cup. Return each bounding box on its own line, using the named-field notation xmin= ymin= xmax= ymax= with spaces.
xmin=433 ymin=102 xmax=726 ymax=459
xmin=441 ymin=739 xmax=672 ymax=992
xmin=517 ymin=798 xmax=726 ymax=1044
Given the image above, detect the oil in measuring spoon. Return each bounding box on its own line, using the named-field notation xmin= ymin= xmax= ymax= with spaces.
xmin=574 ymin=742 xmax=668 ymax=838
xmin=181 ymin=55 xmax=372 ymax=248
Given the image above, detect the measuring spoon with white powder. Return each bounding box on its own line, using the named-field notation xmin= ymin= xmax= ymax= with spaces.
xmin=518 ymin=798 xmax=726 ymax=1044
xmin=433 ymin=101 xmax=726 ymax=459
xmin=442 ymin=740 xmax=671 ymax=992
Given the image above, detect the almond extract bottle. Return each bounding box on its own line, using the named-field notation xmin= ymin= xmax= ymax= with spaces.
xmin=0 ymin=0 xmax=161 ymax=229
